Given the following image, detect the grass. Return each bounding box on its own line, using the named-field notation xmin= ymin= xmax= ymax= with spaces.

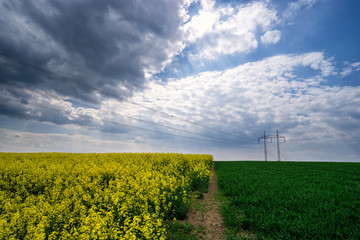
xmin=166 ymin=191 xmax=210 ymax=239
xmin=215 ymin=161 xmax=360 ymax=239
xmin=166 ymin=222 xmax=205 ymax=240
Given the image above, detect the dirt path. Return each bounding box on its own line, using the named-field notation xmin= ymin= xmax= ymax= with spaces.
xmin=181 ymin=164 xmax=225 ymax=239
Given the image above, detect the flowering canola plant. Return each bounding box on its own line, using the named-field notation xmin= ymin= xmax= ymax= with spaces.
xmin=0 ymin=153 xmax=213 ymax=239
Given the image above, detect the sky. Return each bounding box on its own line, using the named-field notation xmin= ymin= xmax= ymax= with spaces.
xmin=0 ymin=0 xmax=359 ymax=161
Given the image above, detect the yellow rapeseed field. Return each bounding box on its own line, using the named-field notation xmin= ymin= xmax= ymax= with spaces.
xmin=0 ymin=152 xmax=213 ymax=239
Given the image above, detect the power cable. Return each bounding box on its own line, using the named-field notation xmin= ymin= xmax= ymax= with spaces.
xmin=0 ymin=80 xmax=248 ymax=143
xmin=281 ymin=142 xmax=292 ymax=161
xmin=268 ymin=148 xmax=277 ymax=161
xmin=273 ymin=141 xmax=288 ymax=161
xmin=14 ymin=0 xmax=145 ymax=91
xmin=0 ymin=21 xmax=85 ymax=70
xmin=269 ymin=140 xmax=278 ymax=161
xmin=0 ymin=52 xmax=250 ymax=140
xmin=17 ymin=0 xmax=104 ymax=50
xmin=280 ymin=151 xmax=288 ymax=161
xmin=0 ymin=95 xmax=242 ymax=144
xmin=4 ymin=0 xmax=251 ymax=139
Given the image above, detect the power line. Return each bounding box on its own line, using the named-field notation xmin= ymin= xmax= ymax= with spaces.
xmin=269 ymin=130 xmax=285 ymax=161
xmin=280 ymin=151 xmax=288 ymax=161
xmin=270 ymin=140 xmax=288 ymax=161
xmin=270 ymin=140 xmax=278 ymax=158
xmin=280 ymin=142 xmax=292 ymax=161
xmin=0 ymin=18 xmax=142 ymax=93
xmin=0 ymin=52 xmax=250 ymax=140
xmin=273 ymin=140 xmax=289 ymax=161
xmin=0 ymin=22 xmax=85 ymax=71
xmin=17 ymin=0 xmax=105 ymax=50
xmin=0 ymin=80 xmax=247 ymax=143
xmin=258 ymin=130 xmax=268 ymax=161
xmin=268 ymin=149 xmax=277 ymax=161
xmin=15 ymin=0 xmax=163 ymax=93
xmin=0 ymin=95 xmax=242 ymax=144
xmin=258 ymin=130 xmax=286 ymax=161
xmin=13 ymin=0 xmax=163 ymax=92
xmin=3 ymin=0 xmax=249 ymax=139
xmin=264 ymin=140 xmax=277 ymax=161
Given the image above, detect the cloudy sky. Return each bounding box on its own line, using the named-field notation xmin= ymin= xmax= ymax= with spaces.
xmin=0 ymin=0 xmax=359 ymax=161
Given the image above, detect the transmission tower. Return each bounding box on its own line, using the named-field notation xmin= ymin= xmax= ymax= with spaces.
xmin=269 ymin=130 xmax=285 ymax=161
xmin=258 ymin=130 xmax=269 ymax=161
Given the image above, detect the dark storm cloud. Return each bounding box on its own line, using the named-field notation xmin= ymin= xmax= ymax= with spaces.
xmin=0 ymin=0 xmax=184 ymax=109
xmin=0 ymin=85 xmax=133 ymax=134
xmin=0 ymin=97 xmax=29 ymax=119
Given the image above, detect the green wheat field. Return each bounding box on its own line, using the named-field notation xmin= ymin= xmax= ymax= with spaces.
xmin=216 ymin=161 xmax=360 ymax=239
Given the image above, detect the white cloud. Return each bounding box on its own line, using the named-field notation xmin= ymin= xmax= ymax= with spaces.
xmin=320 ymin=57 xmax=336 ymax=77
xmin=261 ymin=29 xmax=281 ymax=44
xmin=124 ymin=52 xmax=360 ymax=160
xmin=293 ymin=52 xmax=336 ymax=77
xmin=283 ymin=0 xmax=318 ymax=20
xmin=339 ymin=61 xmax=360 ymax=78
xmin=1 ymin=51 xmax=359 ymax=160
xmin=340 ymin=67 xmax=352 ymax=78
xmin=183 ymin=1 xmax=279 ymax=58
xmin=352 ymin=62 xmax=360 ymax=71
xmin=182 ymin=0 xmax=220 ymax=42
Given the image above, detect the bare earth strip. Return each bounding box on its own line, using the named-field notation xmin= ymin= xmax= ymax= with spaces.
xmin=181 ymin=164 xmax=225 ymax=239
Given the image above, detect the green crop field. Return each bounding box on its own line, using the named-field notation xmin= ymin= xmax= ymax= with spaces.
xmin=216 ymin=161 xmax=360 ymax=239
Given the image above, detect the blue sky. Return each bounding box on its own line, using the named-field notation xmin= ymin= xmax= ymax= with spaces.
xmin=0 ymin=0 xmax=359 ymax=161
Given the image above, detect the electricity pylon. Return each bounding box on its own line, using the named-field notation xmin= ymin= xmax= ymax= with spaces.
xmin=269 ymin=129 xmax=286 ymax=161
xmin=258 ymin=130 xmax=269 ymax=161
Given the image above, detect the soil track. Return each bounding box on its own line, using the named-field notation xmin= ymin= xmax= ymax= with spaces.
xmin=181 ymin=164 xmax=225 ymax=239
